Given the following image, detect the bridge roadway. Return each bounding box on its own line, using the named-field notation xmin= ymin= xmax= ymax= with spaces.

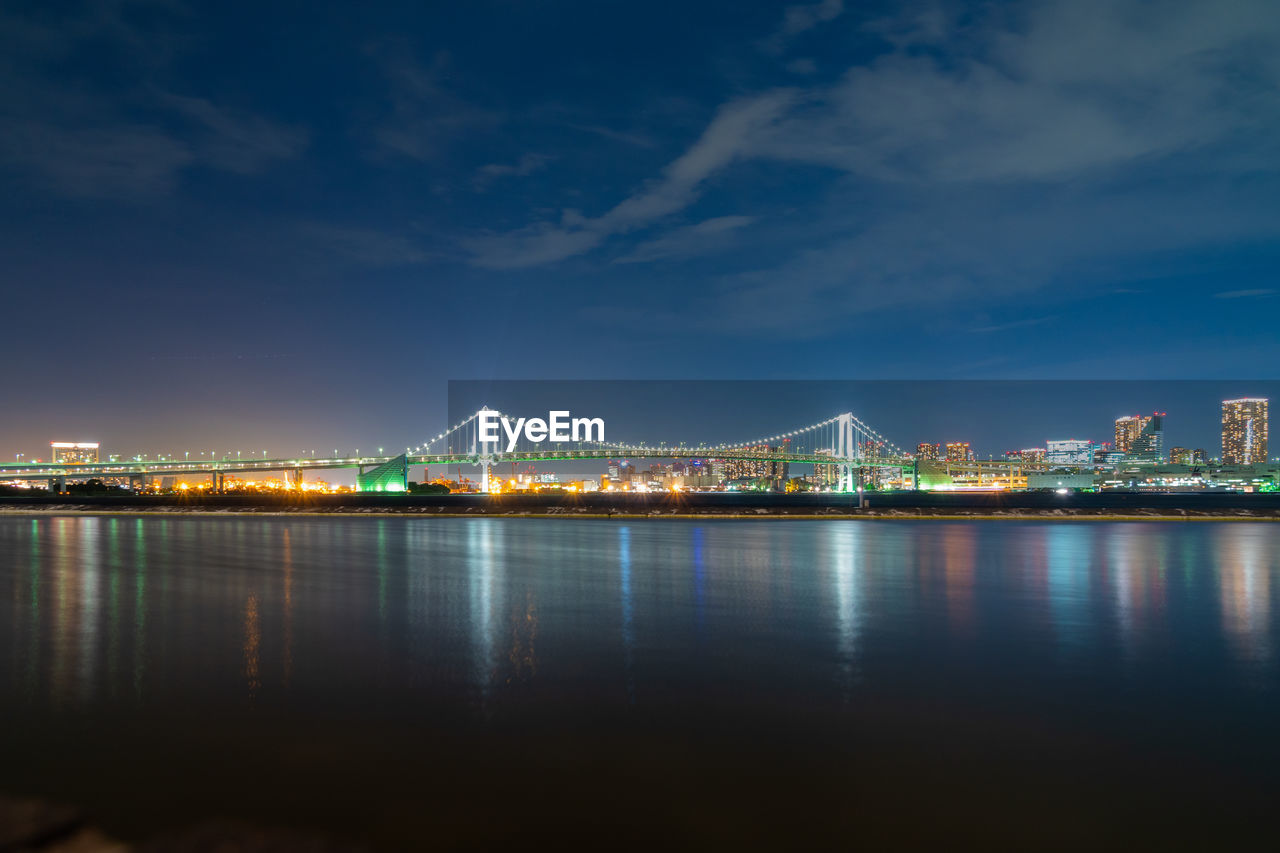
xmin=0 ymin=448 xmax=1045 ymax=484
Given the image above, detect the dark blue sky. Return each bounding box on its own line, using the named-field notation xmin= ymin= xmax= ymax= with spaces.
xmin=3 ymin=0 xmax=1278 ymax=459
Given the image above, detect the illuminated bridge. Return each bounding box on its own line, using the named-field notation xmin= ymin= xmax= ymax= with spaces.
xmin=0 ymin=409 xmax=1045 ymax=493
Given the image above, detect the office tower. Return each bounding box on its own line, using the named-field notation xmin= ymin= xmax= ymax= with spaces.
xmin=945 ymin=442 xmax=972 ymax=462
xmin=916 ymin=442 xmax=940 ymax=461
xmin=1169 ymin=447 xmax=1191 ymax=464
xmin=1222 ymin=398 xmax=1269 ymax=464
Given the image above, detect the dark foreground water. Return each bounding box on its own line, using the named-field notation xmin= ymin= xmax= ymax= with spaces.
xmin=3 ymin=516 xmax=1279 ymax=849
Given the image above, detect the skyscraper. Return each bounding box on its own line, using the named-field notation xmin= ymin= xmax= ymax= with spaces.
xmin=1222 ymin=398 xmax=1269 ymax=464
xmin=916 ymin=442 xmax=940 ymax=460
xmin=945 ymin=442 xmax=972 ymax=462
xmin=1114 ymin=415 xmax=1149 ymax=454
xmin=1129 ymin=413 xmax=1164 ymax=461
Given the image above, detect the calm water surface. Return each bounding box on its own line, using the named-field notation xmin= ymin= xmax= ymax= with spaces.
xmin=3 ymin=516 xmax=1279 ymax=848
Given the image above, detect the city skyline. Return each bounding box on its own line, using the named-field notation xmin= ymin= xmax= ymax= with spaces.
xmin=13 ymin=383 xmax=1276 ymax=465
xmin=15 ymin=384 xmax=1274 ymax=473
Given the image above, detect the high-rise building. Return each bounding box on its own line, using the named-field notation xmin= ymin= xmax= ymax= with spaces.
xmin=916 ymin=442 xmax=940 ymax=461
xmin=1114 ymin=415 xmax=1150 ymax=454
xmin=1169 ymin=446 xmax=1191 ymax=464
xmin=945 ymin=442 xmax=972 ymax=462
xmin=810 ymin=449 xmax=839 ymax=488
xmin=50 ymin=442 xmax=99 ymax=464
xmin=1129 ymin=413 xmax=1165 ymax=461
xmin=1192 ymin=448 xmax=1209 ymax=464
xmin=1222 ymin=398 xmax=1269 ymax=464
xmin=772 ymin=440 xmax=790 ymax=483
xmin=1005 ymin=448 xmax=1046 ymax=463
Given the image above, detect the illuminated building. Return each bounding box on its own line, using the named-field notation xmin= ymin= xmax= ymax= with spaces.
xmin=1114 ymin=415 xmax=1150 ymax=454
xmin=724 ymin=445 xmax=771 ymax=480
xmin=772 ymin=440 xmax=790 ymax=482
xmin=1222 ymin=398 xmax=1268 ymax=464
xmin=811 ymin=448 xmax=839 ymax=488
xmin=859 ymin=440 xmax=886 ymax=464
xmin=1128 ymin=413 xmax=1165 ymax=461
xmin=50 ymin=442 xmax=99 ymax=464
xmin=1167 ymin=446 xmax=1209 ymax=465
xmin=1005 ymin=448 xmax=1046 ymax=463
xmin=1045 ymin=439 xmax=1095 ymax=465
xmin=945 ymin=442 xmax=972 ymax=462
xmin=916 ymin=443 xmax=940 ymax=461
xmin=606 ymin=460 xmax=633 ymax=484
xmin=356 ymin=454 xmax=408 ymax=492
xmin=1094 ymin=447 xmax=1125 ymax=464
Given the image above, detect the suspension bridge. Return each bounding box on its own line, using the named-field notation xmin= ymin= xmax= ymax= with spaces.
xmin=0 ymin=408 xmax=1040 ymax=493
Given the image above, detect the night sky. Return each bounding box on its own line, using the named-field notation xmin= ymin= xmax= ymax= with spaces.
xmin=3 ymin=0 xmax=1279 ymax=460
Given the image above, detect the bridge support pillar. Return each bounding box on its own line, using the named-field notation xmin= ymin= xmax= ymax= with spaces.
xmin=211 ymin=471 xmax=224 ymax=492
xmin=478 ymin=457 xmax=494 ymax=493
xmin=290 ymin=468 xmax=303 ymax=490
xmin=48 ymin=477 xmax=66 ymax=494
xmin=834 ymin=413 xmax=857 ymax=492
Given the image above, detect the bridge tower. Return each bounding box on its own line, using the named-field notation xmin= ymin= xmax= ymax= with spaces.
xmin=473 ymin=406 xmax=500 ymax=494
xmin=834 ymin=412 xmax=858 ymax=493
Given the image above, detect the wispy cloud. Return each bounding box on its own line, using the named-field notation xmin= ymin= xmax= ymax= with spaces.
xmin=159 ymin=92 xmax=308 ymax=174
xmin=614 ymin=215 xmax=757 ymax=264
xmin=371 ymin=47 xmax=501 ymax=161
xmin=970 ymin=316 xmax=1056 ymax=334
xmin=474 ymin=153 xmax=551 ymax=189
xmin=759 ymin=0 xmax=845 ymax=55
xmin=1215 ymin=288 xmax=1275 ymax=299
xmin=463 ymin=0 xmax=1280 ymax=280
xmin=0 ymin=5 xmax=307 ymax=197
xmin=566 ymin=123 xmax=658 ymax=149
xmin=463 ymin=91 xmax=795 ymax=268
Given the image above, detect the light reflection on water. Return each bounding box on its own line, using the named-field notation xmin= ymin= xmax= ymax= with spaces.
xmin=2 ymin=517 xmax=1279 ymax=710
xmin=4 ymin=516 xmax=1280 ymax=847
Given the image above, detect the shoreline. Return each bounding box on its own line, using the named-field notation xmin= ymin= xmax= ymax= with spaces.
xmin=3 ymin=506 xmax=1278 ymax=521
